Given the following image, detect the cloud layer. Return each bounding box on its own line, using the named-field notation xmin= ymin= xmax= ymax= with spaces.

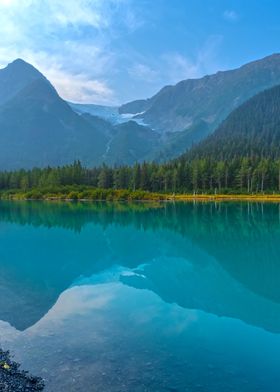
xmin=0 ymin=0 xmax=131 ymax=104
xmin=0 ymin=1 xmax=251 ymax=104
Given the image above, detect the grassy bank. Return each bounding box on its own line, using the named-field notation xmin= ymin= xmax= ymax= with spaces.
xmin=174 ymin=193 xmax=280 ymax=202
xmin=2 ymin=186 xmax=280 ymax=202
xmin=0 ymin=186 xmax=166 ymax=202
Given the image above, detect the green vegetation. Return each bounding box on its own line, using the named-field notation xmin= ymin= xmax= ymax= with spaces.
xmin=1 ymin=157 xmax=280 ymax=199
xmin=0 ymin=179 xmax=165 ymax=202
xmin=188 ymin=85 xmax=280 ymax=161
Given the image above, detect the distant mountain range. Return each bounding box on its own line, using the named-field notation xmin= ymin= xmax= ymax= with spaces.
xmin=0 ymin=59 xmax=159 ymax=169
xmin=120 ymin=53 xmax=280 ymax=159
xmin=1 ymin=54 xmax=280 ymax=169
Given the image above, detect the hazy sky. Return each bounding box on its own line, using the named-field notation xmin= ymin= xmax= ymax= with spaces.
xmin=0 ymin=0 xmax=279 ymax=105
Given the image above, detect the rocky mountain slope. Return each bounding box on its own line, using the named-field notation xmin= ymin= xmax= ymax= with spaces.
xmin=120 ymin=53 xmax=280 ymax=158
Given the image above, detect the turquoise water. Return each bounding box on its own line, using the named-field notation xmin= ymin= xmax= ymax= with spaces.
xmin=1 ymin=201 xmax=280 ymax=391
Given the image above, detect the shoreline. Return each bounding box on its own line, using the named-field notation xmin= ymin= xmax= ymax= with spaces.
xmin=173 ymin=194 xmax=280 ymax=202
xmin=0 ymin=349 xmax=44 ymax=391
xmin=2 ymin=193 xmax=280 ymax=203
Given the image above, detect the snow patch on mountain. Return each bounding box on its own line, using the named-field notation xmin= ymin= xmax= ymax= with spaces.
xmin=69 ymin=102 xmax=148 ymax=126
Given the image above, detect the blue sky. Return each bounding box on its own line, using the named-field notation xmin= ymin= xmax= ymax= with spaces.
xmin=0 ymin=0 xmax=279 ymax=105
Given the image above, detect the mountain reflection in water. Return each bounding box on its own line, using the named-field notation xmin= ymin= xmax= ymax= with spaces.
xmin=1 ymin=201 xmax=280 ymax=391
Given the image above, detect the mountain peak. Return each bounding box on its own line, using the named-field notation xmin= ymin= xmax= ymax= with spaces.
xmin=10 ymin=58 xmax=29 ymax=65
xmin=0 ymin=58 xmax=48 ymax=106
xmin=6 ymin=58 xmax=44 ymax=77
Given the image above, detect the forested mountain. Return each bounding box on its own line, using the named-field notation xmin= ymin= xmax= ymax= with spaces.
xmin=120 ymin=54 xmax=280 ymax=158
xmin=189 ymin=84 xmax=280 ymax=160
xmin=2 ymin=80 xmax=280 ymax=193
xmin=4 ymin=80 xmax=280 ymax=195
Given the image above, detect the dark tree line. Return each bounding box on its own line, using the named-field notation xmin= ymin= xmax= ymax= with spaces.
xmin=1 ymin=157 xmax=280 ymax=194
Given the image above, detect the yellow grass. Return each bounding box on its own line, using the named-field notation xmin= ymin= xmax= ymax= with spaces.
xmin=168 ymin=194 xmax=280 ymax=202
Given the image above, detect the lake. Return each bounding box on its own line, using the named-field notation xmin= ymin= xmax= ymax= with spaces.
xmin=1 ymin=200 xmax=280 ymax=391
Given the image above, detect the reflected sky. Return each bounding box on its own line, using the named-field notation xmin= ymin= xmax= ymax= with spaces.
xmin=1 ymin=201 xmax=280 ymax=391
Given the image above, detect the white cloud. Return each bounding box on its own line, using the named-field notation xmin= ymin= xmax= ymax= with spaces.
xmin=0 ymin=0 xmax=16 ymax=5
xmin=0 ymin=0 xmax=117 ymax=30
xmin=48 ymin=68 xmax=116 ymax=104
xmin=128 ymin=63 xmax=158 ymax=82
xmin=120 ymin=34 xmax=224 ymax=102
xmin=223 ymin=10 xmax=239 ymax=22
xmin=160 ymin=35 xmax=224 ymax=84
xmin=0 ymin=47 xmax=116 ymax=104
xmin=161 ymin=53 xmax=200 ymax=82
xmin=0 ymin=0 xmax=230 ymax=104
xmin=0 ymin=0 xmax=138 ymax=103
